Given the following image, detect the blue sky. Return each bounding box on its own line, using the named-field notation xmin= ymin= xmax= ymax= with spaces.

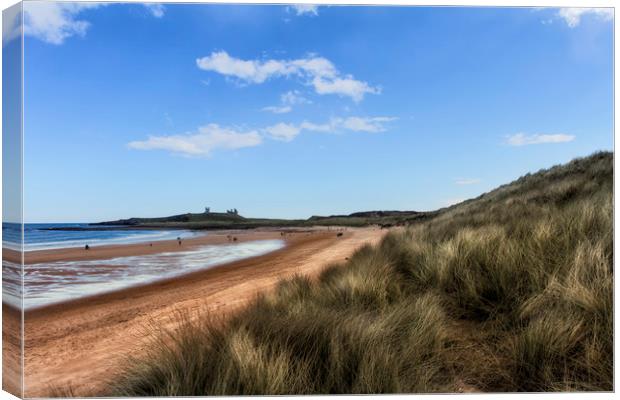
xmin=7 ymin=3 xmax=614 ymax=222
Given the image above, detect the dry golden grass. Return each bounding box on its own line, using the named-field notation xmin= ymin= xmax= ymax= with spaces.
xmin=106 ymin=151 xmax=613 ymax=395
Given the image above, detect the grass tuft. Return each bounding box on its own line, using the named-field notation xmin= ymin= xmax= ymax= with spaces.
xmin=106 ymin=151 xmax=613 ymax=395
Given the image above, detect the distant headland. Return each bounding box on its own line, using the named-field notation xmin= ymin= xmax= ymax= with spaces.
xmin=42 ymin=208 xmax=437 ymax=231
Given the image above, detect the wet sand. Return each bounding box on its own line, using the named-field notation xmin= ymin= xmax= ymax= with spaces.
xmin=14 ymin=227 xmax=386 ymax=397
xmin=13 ymin=228 xmax=300 ymax=264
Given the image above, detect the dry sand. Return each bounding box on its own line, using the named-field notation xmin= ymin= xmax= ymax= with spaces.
xmin=2 ymin=305 xmax=22 ymax=397
xmin=3 ymin=227 xmax=386 ymax=397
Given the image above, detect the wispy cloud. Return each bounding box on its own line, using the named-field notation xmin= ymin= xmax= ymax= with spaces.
xmin=298 ymin=116 xmax=396 ymax=135
xmin=128 ymin=124 xmax=262 ymax=157
xmin=6 ymin=2 xmax=165 ymax=46
xmin=288 ymin=5 xmax=319 ymax=16
xmin=196 ymin=51 xmax=380 ymax=102
xmin=263 ymin=123 xmax=301 ymax=142
xmin=264 ymin=116 xmax=397 ymax=141
xmin=506 ymin=133 xmax=575 ymax=146
xmin=263 ymin=90 xmax=311 ymax=114
xmin=281 ymin=90 xmax=311 ymax=105
xmin=144 ymin=3 xmax=166 ymax=18
xmin=335 ymin=116 xmax=396 ymax=133
xmin=164 ymin=112 xmax=174 ymax=127
xmin=455 ymin=178 xmax=481 ymax=185
xmin=262 ymin=105 xmax=293 ymax=114
xmin=130 ymin=115 xmax=396 ymax=156
xmin=556 ymin=8 xmax=613 ymax=28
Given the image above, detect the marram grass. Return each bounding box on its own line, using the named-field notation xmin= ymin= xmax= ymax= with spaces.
xmin=106 ymin=151 xmax=613 ymax=395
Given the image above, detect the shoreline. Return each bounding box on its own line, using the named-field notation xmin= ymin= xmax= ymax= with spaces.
xmin=23 ymin=233 xmax=298 ymax=317
xmin=22 ymin=236 xmax=291 ymax=314
xmin=5 ymin=227 xmax=325 ymax=264
xmin=6 ymin=226 xmax=386 ymax=397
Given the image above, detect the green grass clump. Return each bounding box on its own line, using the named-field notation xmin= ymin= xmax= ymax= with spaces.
xmin=106 ymin=151 xmax=613 ymax=395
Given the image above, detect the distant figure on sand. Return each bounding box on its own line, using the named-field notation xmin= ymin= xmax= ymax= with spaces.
xmin=84 ymin=244 xmax=90 ymax=250
xmin=177 ymin=237 xmax=182 ymax=246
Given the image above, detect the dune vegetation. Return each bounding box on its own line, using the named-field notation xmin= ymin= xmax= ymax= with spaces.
xmin=107 ymin=152 xmax=613 ymax=395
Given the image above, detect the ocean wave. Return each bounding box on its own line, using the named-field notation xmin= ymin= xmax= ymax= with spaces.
xmin=3 ymin=223 xmax=205 ymax=251
xmin=5 ymin=239 xmax=285 ymax=310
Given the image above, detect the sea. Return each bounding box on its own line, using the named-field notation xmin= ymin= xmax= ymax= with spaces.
xmin=2 ymin=223 xmax=285 ymax=310
xmin=2 ymin=223 xmax=201 ymax=251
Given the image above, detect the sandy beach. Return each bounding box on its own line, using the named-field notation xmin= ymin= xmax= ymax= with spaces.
xmin=4 ymin=227 xmax=386 ymax=397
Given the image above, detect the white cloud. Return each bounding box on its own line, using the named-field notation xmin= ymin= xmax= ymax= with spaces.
xmin=7 ymin=2 xmax=165 ymax=45
xmin=312 ymin=76 xmax=381 ymax=102
xmin=281 ymin=90 xmax=311 ymax=105
xmin=557 ymin=8 xmax=613 ymax=28
xmin=290 ymin=56 xmax=337 ymax=78
xmin=289 ymin=5 xmax=319 ymax=16
xmin=196 ymin=51 xmax=379 ymax=102
xmin=196 ymin=51 xmax=294 ymax=84
xmin=299 ymin=121 xmax=333 ymax=133
xmin=144 ymin=3 xmax=166 ymax=18
xmin=315 ymin=116 xmax=396 ymax=133
xmin=334 ymin=116 xmax=395 ymax=133
xmin=264 ymin=123 xmax=301 ymax=142
xmin=21 ymin=2 xmax=101 ymax=45
xmin=263 ymin=90 xmax=311 ymax=114
xmin=506 ymin=133 xmax=575 ymax=146
xmin=276 ymin=117 xmax=396 ymax=136
xmin=455 ymin=178 xmax=481 ymax=185
xmin=262 ymin=106 xmax=293 ymax=114
xmin=130 ymin=115 xmax=395 ymax=156
xmin=128 ymin=124 xmax=262 ymax=157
